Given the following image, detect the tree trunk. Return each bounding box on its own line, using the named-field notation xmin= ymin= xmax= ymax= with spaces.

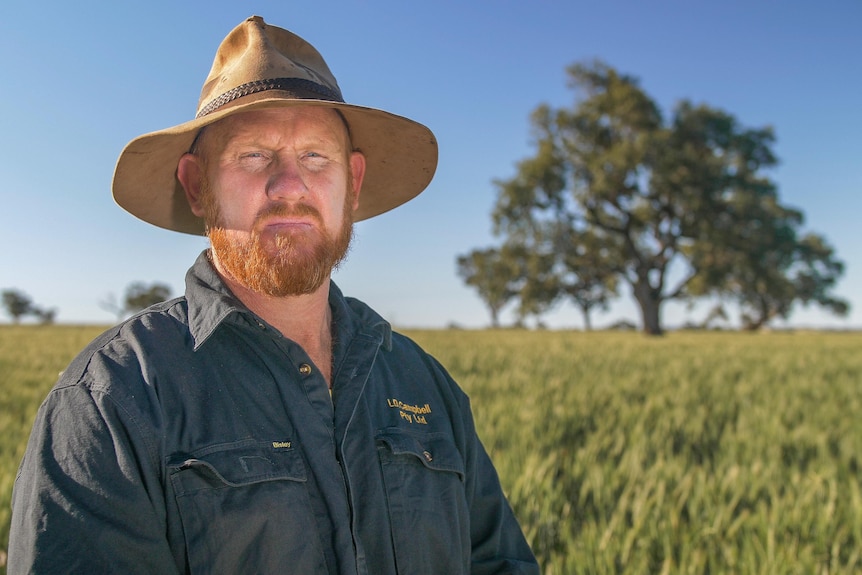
xmin=633 ymin=281 xmax=663 ymax=335
xmin=742 ymin=296 xmax=773 ymax=331
xmin=579 ymin=304 xmax=593 ymax=331
xmin=489 ymin=306 xmax=500 ymax=329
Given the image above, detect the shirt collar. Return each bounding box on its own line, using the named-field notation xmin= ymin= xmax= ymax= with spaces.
xmin=329 ymin=281 xmax=392 ymax=352
xmin=184 ymin=250 xmax=392 ymax=352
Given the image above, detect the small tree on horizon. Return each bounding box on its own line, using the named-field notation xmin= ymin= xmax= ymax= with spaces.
xmin=124 ymin=282 xmax=172 ymax=314
xmin=1 ymin=289 xmax=57 ymax=324
xmin=2 ymin=289 xmax=34 ymax=323
xmin=100 ymin=282 xmax=173 ymax=322
xmin=456 ymin=248 xmax=518 ymax=328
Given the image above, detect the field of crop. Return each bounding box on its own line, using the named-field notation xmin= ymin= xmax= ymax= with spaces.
xmin=2 ymin=325 xmax=861 ymax=574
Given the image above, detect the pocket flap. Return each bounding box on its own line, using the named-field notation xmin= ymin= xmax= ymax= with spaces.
xmin=377 ymin=429 xmax=465 ymax=478
xmin=169 ymin=439 xmax=306 ymax=493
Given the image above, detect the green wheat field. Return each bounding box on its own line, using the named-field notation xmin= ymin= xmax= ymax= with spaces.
xmin=2 ymin=325 xmax=861 ymax=574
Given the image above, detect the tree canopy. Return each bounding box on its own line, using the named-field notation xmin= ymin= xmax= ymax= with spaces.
xmin=456 ymin=247 xmax=517 ymax=328
xmin=2 ymin=289 xmax=34 ymax=323
xmin=100 ymin=282 xmax=172 ymax=321
xmin=124 ymin=282 xmax=172 ymax=314
xmin=459 ymin=60 xmax=848 ymax=333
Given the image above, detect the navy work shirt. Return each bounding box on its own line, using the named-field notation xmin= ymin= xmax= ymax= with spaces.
xmin=9 ymin=252 xmax=538 ymax=574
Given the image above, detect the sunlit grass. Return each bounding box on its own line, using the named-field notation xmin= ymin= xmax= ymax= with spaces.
xmin=0 ymin=325 xmax=107 ymax=573
xmin=407 ymin=329 xmax=862 ymax=574
xmin=2 ymin=326 xmax=861 ymax=573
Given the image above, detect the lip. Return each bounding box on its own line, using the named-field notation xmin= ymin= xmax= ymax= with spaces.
xmin=261 ymin=219 xmax=315 ymax=235
xmin=255 ymin=203 xmax=323 ymax=234
xmin=268 ymin=216 xmax=314 ymax=226
xmin=259 ymin=214 xmax=317 ymax=229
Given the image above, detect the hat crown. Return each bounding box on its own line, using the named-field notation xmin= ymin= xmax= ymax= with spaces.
xmin=197 ymin=16 xmax=343 ymax=117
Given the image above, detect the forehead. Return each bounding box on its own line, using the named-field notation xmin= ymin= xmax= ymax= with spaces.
xmin=199 ymin=106 xmax=350 ymax=151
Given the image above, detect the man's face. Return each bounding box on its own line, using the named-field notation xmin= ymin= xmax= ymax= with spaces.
xmin=184 ymin=107 xmax=365 ymax=296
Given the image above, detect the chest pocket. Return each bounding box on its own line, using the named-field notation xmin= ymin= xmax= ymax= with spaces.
xmin=168 ymin=439 xmax=327 ymax=574
xmin=377 ymin=429 xmax=470 ymax=574
xmin=169 ymin=439 xmax=306 ymax=493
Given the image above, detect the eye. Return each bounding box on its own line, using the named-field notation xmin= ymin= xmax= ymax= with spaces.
xmin=235 ymin=150 xmax=272 ymax=169
xmin=301 ymin=151 xmax=331 ymax=169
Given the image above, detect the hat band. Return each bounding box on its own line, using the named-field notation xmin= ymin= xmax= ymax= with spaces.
xmin=196 ymin=77 xmax=344 ymax=119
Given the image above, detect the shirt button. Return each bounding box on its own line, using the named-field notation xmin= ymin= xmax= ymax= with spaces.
xmin=299 ymin=363 xmax=313 ymax=376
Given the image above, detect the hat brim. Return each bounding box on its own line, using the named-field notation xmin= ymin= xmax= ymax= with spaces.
xmin=112 ymin=96 xmax=438 ymax=235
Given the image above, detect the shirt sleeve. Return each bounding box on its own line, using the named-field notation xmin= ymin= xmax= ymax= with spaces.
xmin=463 ymin=403 xmax=540 ymax=575
xmin=423 ymin=356 xmax=540 ymax=575
xmin=8 ymin=383 xmax=181 ymax=574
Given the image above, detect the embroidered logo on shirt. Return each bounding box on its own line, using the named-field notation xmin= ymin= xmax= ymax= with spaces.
xmin=387 ymin=398 xmax=432 ymax=425
xmin=272 ymin=441 xmax=292 ymax=449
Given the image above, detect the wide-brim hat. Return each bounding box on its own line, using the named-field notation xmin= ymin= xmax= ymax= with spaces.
xmin=112 ymin=15 xmax=438 ymax=235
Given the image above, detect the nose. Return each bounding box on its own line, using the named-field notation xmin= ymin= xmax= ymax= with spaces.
xmin=266 ymin=157 xmax=307 ymax=201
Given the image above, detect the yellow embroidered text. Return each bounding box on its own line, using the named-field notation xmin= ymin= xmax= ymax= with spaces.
xmin=387 ymin=398 xmax=432 ymax=425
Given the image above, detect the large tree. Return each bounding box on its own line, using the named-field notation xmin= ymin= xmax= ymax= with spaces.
xmin=487 ymin=60 xmax=847 ymax=334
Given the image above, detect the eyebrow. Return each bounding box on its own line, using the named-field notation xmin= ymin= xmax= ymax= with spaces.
xmin=190 ymin=108 xmax=354 ymax=155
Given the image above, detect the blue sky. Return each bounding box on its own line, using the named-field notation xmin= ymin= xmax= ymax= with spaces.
xmin=1 ymin=1 xmax=859 ymax=329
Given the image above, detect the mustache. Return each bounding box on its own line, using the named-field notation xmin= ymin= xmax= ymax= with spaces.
xmin=254 ymin=202 xmax=323 ymax=227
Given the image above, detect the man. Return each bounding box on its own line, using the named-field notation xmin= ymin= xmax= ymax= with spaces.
xmin=9 ymin=15 xmax=539 ymax=574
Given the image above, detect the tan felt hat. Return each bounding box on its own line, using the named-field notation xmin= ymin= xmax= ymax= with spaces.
xmin=112 ymin=15 xmax=438 ymax=235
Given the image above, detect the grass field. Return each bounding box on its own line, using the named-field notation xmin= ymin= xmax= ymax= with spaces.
xmin=2 ymin=325 xmax=861 ymax=573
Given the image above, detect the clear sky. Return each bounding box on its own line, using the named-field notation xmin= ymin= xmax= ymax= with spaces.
xmin=1 ymin=1 xmax=859 ymax=330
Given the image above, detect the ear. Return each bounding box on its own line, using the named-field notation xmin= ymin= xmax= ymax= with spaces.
xmin=177 ymin=153 xmax=206 ymax=217
xmin=349 ymin=151 xmax=366 ymax=211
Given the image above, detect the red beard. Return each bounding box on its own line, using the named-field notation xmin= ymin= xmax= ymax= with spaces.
xmin=205 ymin=194 xmax=355 ymax=297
